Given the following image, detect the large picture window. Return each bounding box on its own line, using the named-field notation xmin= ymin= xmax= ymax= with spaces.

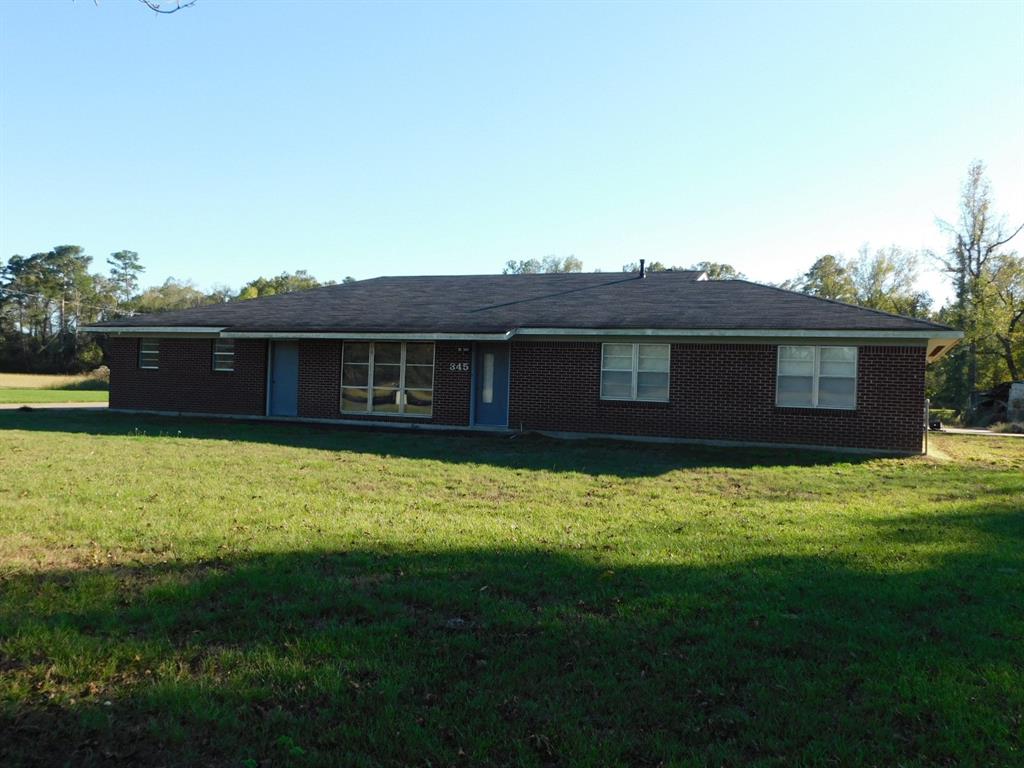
xmin=341 ymin=342 xmax=435 ymax=417
xmin=776 ymin=346 xmax=857 ymax=409
xmin=600 ymin=343 xmax=670 ymax=402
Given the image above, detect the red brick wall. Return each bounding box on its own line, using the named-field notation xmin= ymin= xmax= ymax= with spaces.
xmin=107 ymin=336 xmax=926 ymax=451
xmin=507 ymin=341 xmax=926 ymax=452
xmin=295 ymin=340 xmax=472 ymax=426
xmin=109 ymin=338 xmax=473 ymax=426
xmin=107 ymin=337 xmax=267 ymax=415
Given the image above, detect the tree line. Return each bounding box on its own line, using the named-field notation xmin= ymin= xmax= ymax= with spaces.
xmin=2 ymin=163 xmax=1019 ymax=414
xmin=502 ymin=163 xmax=1023 ymax=413
xmin=0 ymin=252 xmax=350 ymax=373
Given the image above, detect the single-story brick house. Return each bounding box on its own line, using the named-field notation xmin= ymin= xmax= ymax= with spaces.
xmin=83 ymin=269 xmax=961 ymax=453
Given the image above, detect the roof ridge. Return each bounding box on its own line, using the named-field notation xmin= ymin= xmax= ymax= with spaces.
xmin=367 ymin=271 xmax=702 ymax=279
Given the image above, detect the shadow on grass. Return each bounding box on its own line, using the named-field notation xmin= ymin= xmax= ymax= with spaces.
xmin=0 ymin=409 xmax=881 ymax=478
xmin=2 ymin=505 xmax=1022 ymax=767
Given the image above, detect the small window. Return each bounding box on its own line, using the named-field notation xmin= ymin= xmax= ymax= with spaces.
xmin=139 ymin=339 xmax=159 ymax=369
xmin=600 ymin=343 xmax=670 ymax=402
xmin=776 ymin=346 xmax=857 ymax=409
xmin=213 ymin=339 xmax=235 ymax=372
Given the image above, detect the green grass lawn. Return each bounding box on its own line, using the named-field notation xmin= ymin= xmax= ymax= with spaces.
xmin=0 ymin=372 xmax=109 ymax=404
xmin=1 ymin=411 xmax=1021 ymax=767
xmin=0 ymin=388 xmax=108 ymax=404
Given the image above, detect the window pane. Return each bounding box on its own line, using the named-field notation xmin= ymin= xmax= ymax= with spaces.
xmin=819 ymin=360 xmax=855 ymax=377
xmin=140 ymin=340 xmax=159 ymax=368
xmin=404 ymin=401 xmax=433 ymax=416
xmin=374 ymin=343 xmax=401 ymax=364
xmin=405 ymin=364 xmax=433 ymax=388
xmin=778 ymin=359 xmax=813 ymax=376
xmin=820 ymin=346 xmax=856 ymax=362
xmin=405 ymin=389 xmax=433 ymax=409
xmin=780 ymin=346 xmax=814 ymax=361
xmin=344 ymin=343 xmax=369 ymax=364
xmin=601 ymin=370 xmax=633 ymax=399
xmin=405 ymin=343 xmax=434 ymax=365
xmin=602 ymin=344 xmax=634 ymax=370
xmin=636 ymin=371 xmax=669 ymax=400
xmin=373 ymin=363 xmax=401 ymax=388
xmin=481 ymin=352 xmax=494 ymax=403
xmin=818 ymin=377 xmax=855 ymax=408
xmin=371 ymin=387 xmax=400 ymax=411
xmin=213 ymin=339 xmax=234 ymax=371
xmin=638 ymin=344 xmax=669 ymax=372
xmin=777 ymin=375 xmax=813 ymax=406
xmin=341 ymin=387 xmax=368 ymax=412
xmin=342 ymin=363 xmax=369 ymax=386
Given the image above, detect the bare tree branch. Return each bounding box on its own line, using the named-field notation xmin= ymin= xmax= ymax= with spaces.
xmin=137 ymin=0 xmax=196 ymax=13
xmin=984 ymin=220 xmax=1024 ymax=258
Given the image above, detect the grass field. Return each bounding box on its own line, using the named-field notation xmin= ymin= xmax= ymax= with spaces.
xmin=0 ymin=372 xmax=109 ymax=404
xmin=1 ymin=411 xmax=1021 ymax=767
xmin=0 ymin=389 xmax=108 ymax=404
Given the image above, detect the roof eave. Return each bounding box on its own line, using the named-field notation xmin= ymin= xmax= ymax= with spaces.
xmin=79 ymin=325 xmax=226 ymax=336
xmin=81 ymin=325 xmax=963 ymax=343
xmin=513 ymin=327 xmax=963 ymax=340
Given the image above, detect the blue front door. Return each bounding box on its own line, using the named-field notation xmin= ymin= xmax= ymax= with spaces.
xmin=269 ymin=342 xmax=299 ymax=417
xmin=474 ymin=344 xmax=509 ymax=426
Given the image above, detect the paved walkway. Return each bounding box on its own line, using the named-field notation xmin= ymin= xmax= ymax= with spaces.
xmin=0 ymin=402 xmax=108 ymax=410
xmin=939 ymin=427 xmax=1024 ymax=438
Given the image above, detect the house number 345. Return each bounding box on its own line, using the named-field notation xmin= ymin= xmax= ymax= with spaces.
xmin=449 ymin=362 xmax=470 ymax=372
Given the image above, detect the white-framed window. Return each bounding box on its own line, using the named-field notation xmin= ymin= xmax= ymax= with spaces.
xmin=213 ymin=339 xmax=235 ymax=372
xmin=600 ymin=343 xmax=670 ymax=402
xmin=139 ymin=339 xmax=159 ymax=369
xmin=341 ymin=342 xmax=435 ymax=417
xmin=776 ymin=346 xmax=857 ymax=409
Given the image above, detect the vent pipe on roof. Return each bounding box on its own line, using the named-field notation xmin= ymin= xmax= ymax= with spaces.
xmin=639 ymin=259 xmax=646 ymax=278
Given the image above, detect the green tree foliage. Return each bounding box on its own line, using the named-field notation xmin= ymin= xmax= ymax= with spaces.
xmin=1 ymin=251 xmax=353 ymax=372
xmin=622 ymin=260 xmax=669 ymax=273
xmin=0 ymin=246 xmax=110 ymax=372
xmin=849 ymin=246 xmax=933 ymax=318
xmin=135 ymin=278 xmax=219 ymax=314
xmin=784 ymin=249 xmax=932 ymax=318
xmin=503 ymin=256 xmax=583 ymax=274
xmin=788 ymin=255 xmax=857 ymax=302
xmin=621 ymin=261 xmax=744 ymax=278
xmin=931 ymin=161 xmax=1023 ymax=411
xmin=986 ymin=254 xmax=1024 ymax=381
xmin=689 ymin=261 xmax=744 ymax=279
xmin=107 ymin=250 xmax=145 ymax=309
xmin=237 ymin=270 xmax=333 ymax=300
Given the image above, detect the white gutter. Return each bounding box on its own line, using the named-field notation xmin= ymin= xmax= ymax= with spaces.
xmin=80 ymin=324 xmax=961 ymax=343
xmin=79 ymin=325 xmax=226 ymax=335
xmin=220 ymin=330 xmax=514 ymax=341
xmin=512 ymin=327 xmax=963 ymax=341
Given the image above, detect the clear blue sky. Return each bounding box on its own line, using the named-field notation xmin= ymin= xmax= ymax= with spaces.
xmin=1 ymin=1 xmax=1021 ymax=306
